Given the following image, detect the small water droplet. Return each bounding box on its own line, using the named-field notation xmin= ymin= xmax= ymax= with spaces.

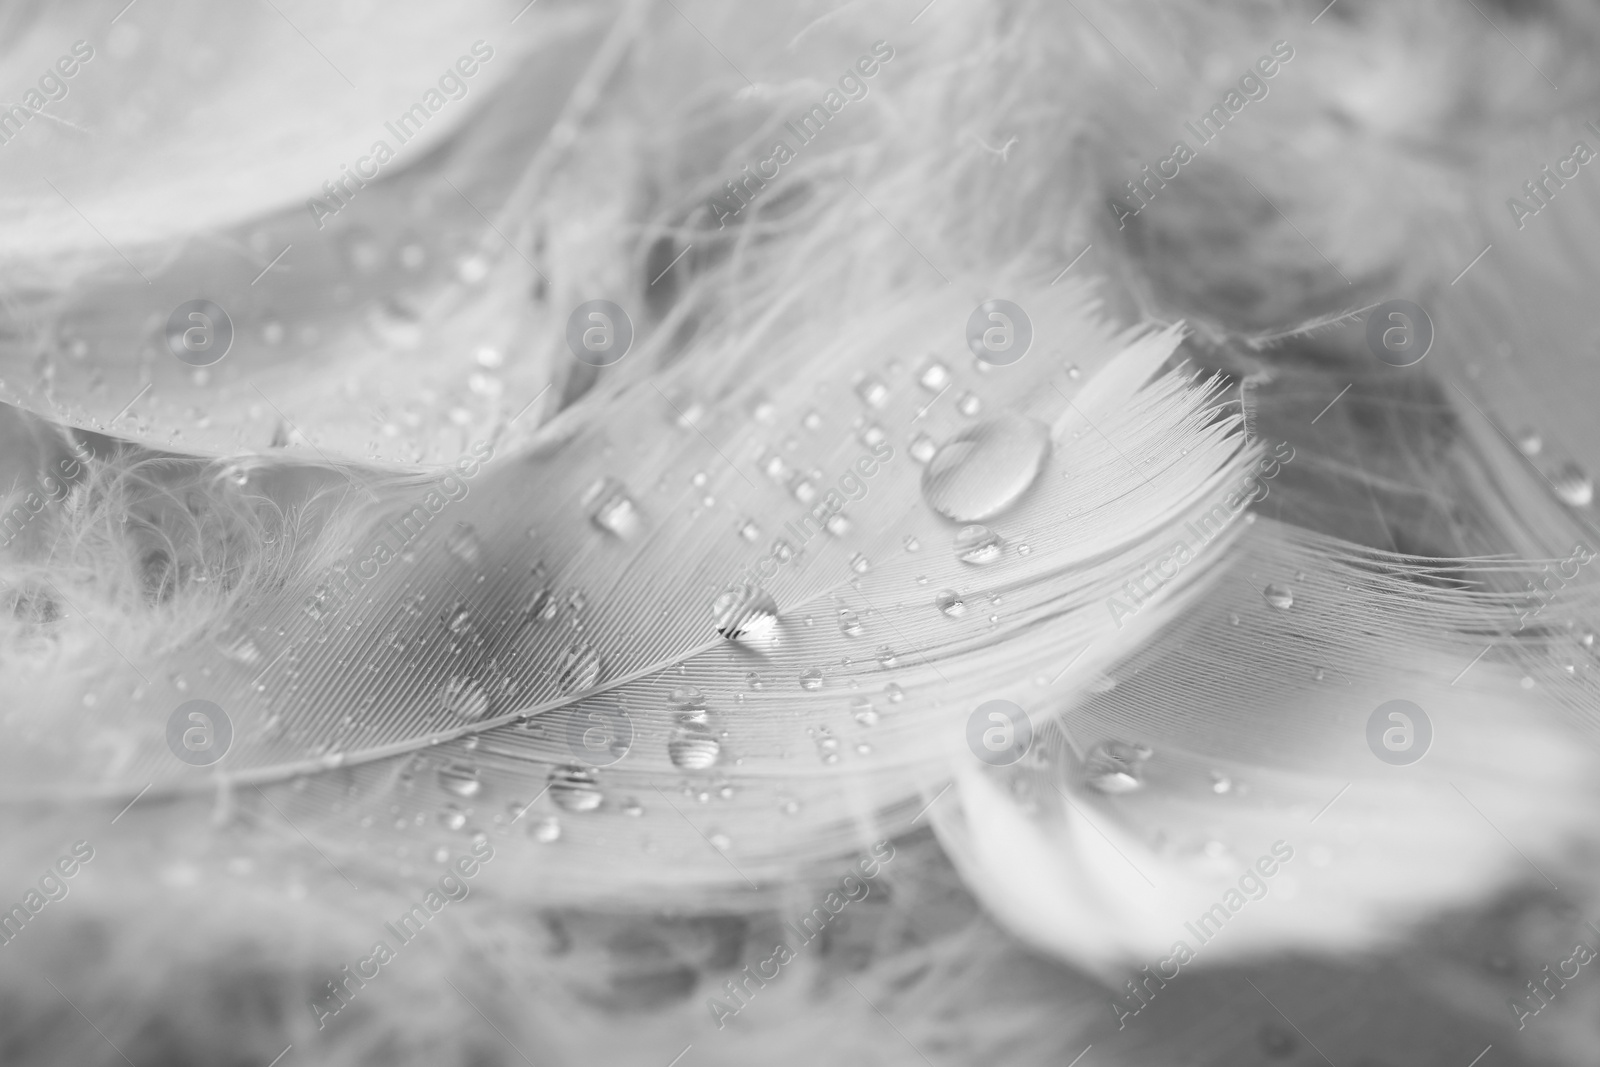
xmin=738 ymin=519 xmax=761 ymax=542
xmin=1066 ymin=364 xmax=1082 ymax=380
xmin=712 ymin=583 xmax=779 ymax=642
xmin=918 ymin=360 xmax=951 ymax=391
xmin=1262 ymin=583 xmax=1294 ymax=610
xmin=745 ymin=672 xmax=763 ymax=690
xmin=909 ymin=434 xmax=938 ymax=464
xmin=954 ymin=525 xmax=1005 ymax=565
xmin=799 ymin=668 xmax=824 ymax=691
xmin=935 ymin=589 xmax=967 ymax=617
xmin=439 ymin=762 xmax=483 ymax=798
xmin=1229 ymin=612 xmax=1242 ymax=626
xmin=849 ymin=553 xmax=871 ymax=574
xmin=588 ymin=478 xmax=642 ymax=537
xmin=852 ymin=698 xmax=879 ymax=726
xmin=922 ymin=415 xmax=1052 ymax=522
xmin=855 ymin=376 xmax=890 ymax=408
xmin=903 ymin=535 xmax=921 ymax=552
xmin=803 ymin=410 xmax=823 ymax=430
xmin=530 ymin=815 xmax=562 ymax=843
xmin=859 ymin=423 xmax=888 ymax=449
xmin=668 ymin=727 xmax=722 ymax=770
xmin=838 ymin=608 xmax=864 ymax=638
xmin=1516 ymin=429 xmax=1543 ymax=456
xmin=709 ymin=832 xmax=733 ymax=851
xmin=549 ymin=765 xmax=603 ymax=812
xmin=956 ymin=392 xmax=982 ymax=417
xmin=438 ymin=805 xmax=469 ymax=830
xmin=1083 ymin=741 xmax=1152 ymax=794
xmin=876 ymin=646 xmax=898 ymax=667
xmin=443 ymin=602 xmax=474 ymax=635
xmin=440 ymin=677 xmax=490 ymax=720
xmin=885 ymin=682 xmax=905 ymax=703
xmin=779 ymin=796 xmax=801 ymax=815
xmin=1211 ymin=773 xmax=1233 ymax=795
xmin=1552 ymin=463 xmax=1594 ymax=507
xmin=622 ymin=798 xmax=644 ymax=816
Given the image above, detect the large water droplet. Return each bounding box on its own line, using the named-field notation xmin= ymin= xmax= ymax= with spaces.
xmin=712 ymin=584 xmax=779 ymax=642
xmin=1083 ymin=741 xmax=1151 ymax=794
xmin=668 ymin=727 xmax=722 ymax=770
xmin=1552 ymin=463 xmax=1594 ymax=507
xmin=440 ymin=676 xmax=490 ymax=720
xmin=549 ymin=765 xmax=603 ymax=812
xmin=838 ymin=608 xmax=864 ymax=638
xmin=438 ymin=761 xmax=483 ymax=797
xmin=1262 ymin=583 xmax=1294 ymax=610
xmin=954 ymin=525 xmax=1005 ymax=565
xmin=935 ymin=589 xmax=967 ymax=617
xmin=587 ymin=478 xmax=642 ymax=537
xmin=669 ymin=685 xmax=704 ymax=708
xmin=557 ymin=642 xmax=602 ymax=693
xmin=922 ymin=415 xmax=1051 ymax=522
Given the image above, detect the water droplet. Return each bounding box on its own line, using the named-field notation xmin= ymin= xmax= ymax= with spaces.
xmin=745 ymin=672 xmax=763 ymax=690
xmin=438 ymin=762 xmax=483 ymax=798
xmin=791 ymin=478 xmax=817 ymax=503
xmin=1210 ymin=773 xmax=1233 ymax=795
xmin=1262 ymin=583 xmax=1294 ymax=610
xmin=1552 ymin=463 xmax=1594 ymax=507
xmin=1066 ymin=364 xmax=1082 ymax=380
xmin=954 ymin=525 xmax=1005 ymax=565
xmin=859 ymin=423 xmax=888 ymax=449
xmin=440 ymin=677 xmax=490 ymax=720
xmin=530 ymin=815 xmax=562 ymax=843
xmin=588 ymin=478 xmax=642 ymax=537
xmin=803 ymin=410 xmax=823 ymax=430
xmin=622 ymin=798 xmax=644 ymax=816
xmin=670 ymin=685 xmax=704 ymax=707
xmin=903 ymin=535 xmax=921 ymax=552
xmin=443 ymin=602 xmax=474 ymax=635
xmin=852 ymin=698 xmax=879 ymax=726
xmin=712 ymin=584 xmax=779 ymax=642
xmin=438 ymin=805 xmax=469 ymax=830
xmin=799 ymin=668 xmax=824 ymax=691
xmin=1229 ymin=612 xmax=1242 ymax=626
xmin=919 ymin=360 xmax=951 ymax=391
xmin=523 ymin=585 xmax=557 ymax=623
xmin=849 ymin=553 xmax=871 ymax=574
xmin=838 ymin=608 xmax=864 ymax=638
xmin=668 ymin=727 xmax=722 ymax=770
xmin=922 ymin=415 xmax=1052 ymax=522
xmin=738 ymin=520 xmax=761 ymax=542
xmin=909 ymin=434 xmax=938 ymax=464
xmin=935 ymin=589 xmax=967 ymax=617
xmin=1083 ymin=740 xmax=1152 ymax=794
xmin=557 ymin=641 xmax=601 ymax=693
xmin=825 ymin=513 xmax=852 ymax=537
xmin=885 ymin=682 xmax=905 ymax=703
xmin=1517 ymin=429 xmax=1543 ymax=456
xmin=876 ymin=646 xmax=898 ymax=667
xmin=549 ymin=765 xmax=603 ymax=812
xmin=855 ymin=376 xmax=890 ymax=408
xmin=956 ymin=392 xmax=982 ymax=417
xmin=709 ymin=832 xmax=732 ymax=851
